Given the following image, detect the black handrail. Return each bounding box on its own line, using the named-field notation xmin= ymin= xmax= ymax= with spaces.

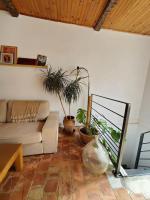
xmin=91 ymin=94 xmax=131 ymax=176
xmin=92 ymin=107 xmax=122 ymax=131
xmin=135 ymin=131 xmax=150 ymax=169
xmin=92 ymin=100 xmax=124 ymax=118
xmin=92 ymin=94 xmax=128 ymax=105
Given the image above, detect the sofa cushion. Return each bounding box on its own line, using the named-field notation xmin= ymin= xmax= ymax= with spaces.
xmin=0 ymin=100 xmax=7 ymax=123
xmin=0 ymin=122 xmax=42 ymax=145
xmin=36 ymin=101 xmax=49 ymax=121
xmin=7 ymin=100 xmax=49 ymax=122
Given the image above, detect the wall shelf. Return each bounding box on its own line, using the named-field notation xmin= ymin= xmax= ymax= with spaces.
xmin=0 ymin=63 xmax=48 ymax=69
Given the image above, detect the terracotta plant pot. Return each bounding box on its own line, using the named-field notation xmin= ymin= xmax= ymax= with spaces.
xmin=79 ymin=127 xmax=95 ymax=144
xmin=63 ymin=116 xmax=75 ymax=134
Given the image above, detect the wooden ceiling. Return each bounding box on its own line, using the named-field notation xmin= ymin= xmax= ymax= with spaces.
xmin=0 ymin=0 xmax=150 ymax=35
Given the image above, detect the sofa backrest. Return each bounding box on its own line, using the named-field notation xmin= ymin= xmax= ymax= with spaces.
xmin=0 ymin=100 xmax=7 ymax=123
xmin=6 ymin=100 xmax=49 ymax=123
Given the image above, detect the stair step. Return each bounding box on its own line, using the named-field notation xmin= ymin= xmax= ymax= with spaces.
xmin=125 ymin=169 xmax=150 ymax=177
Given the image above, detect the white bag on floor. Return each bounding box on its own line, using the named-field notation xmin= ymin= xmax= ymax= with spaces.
xmin=82 ymin=136 xmax=110 ymax=175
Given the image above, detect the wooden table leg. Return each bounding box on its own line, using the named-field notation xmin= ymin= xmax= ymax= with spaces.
xmin=14 ymin=147 xmax=23 ymax=171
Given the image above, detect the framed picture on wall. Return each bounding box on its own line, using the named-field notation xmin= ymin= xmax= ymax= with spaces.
xmin=36 ymin=54 xmax=47 ymax=66
xmin=1 ymin=45 xmax=17 ymax=64
xmin=1 ymin=53 xmax=14 ymax=64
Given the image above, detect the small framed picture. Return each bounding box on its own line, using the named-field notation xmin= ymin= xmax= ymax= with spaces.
xmin=1 ymin=45 xmax=17 ymax=64
xmin=36 ymin=54 xmax=47 ymax=66
xmin=1 ymin=53 xmax=14 ymax=64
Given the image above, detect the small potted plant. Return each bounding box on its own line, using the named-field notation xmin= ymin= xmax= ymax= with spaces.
xmin=76 ymin=108 xmax=121 ymax=148
xmin=76 ymin=108 xmax=99 ymax=143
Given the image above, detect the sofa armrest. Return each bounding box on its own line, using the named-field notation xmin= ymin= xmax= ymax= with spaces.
xmin=42 ymin=111 xmax=59 ymax=153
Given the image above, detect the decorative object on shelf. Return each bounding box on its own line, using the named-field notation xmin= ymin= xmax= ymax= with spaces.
xmin=17 ymin=57 xmax=37 ymax=65
xmin=36 ymin=54 xmax=47 ymax=66
xmin=82 ymin=136 xmax=110 ymax=175
xmin=1 ymin=53 xmax=14 ymax=64
xmin=1 ymin=45 xmax=17 ymax=64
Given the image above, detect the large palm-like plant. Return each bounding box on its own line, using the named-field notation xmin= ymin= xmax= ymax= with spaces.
xmin=43 ymin=66 xmax=83 ymax=117
xmin=63 ymin=77 xmax=82 ymax=116
xmin=43 ymin=67 xmax=68 ymax=116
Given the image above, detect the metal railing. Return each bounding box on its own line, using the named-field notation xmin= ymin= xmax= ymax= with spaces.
xmin=90 ymin=94 xmax=131 ymax=176
xmin=135 ymin=131 xmax=150 ymax=169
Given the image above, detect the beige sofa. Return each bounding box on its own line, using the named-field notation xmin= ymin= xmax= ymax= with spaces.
xmin=0 ymin=100 xmax=59 ymax=156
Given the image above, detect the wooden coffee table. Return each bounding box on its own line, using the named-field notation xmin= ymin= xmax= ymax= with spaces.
xmin=0 ymin=144 xmax=23 ymax=183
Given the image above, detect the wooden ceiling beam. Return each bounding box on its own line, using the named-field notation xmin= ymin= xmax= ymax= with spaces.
xmin=2 ymin=0 xmax=19 ymax=17
xmin=94 ymin=0 xmax=117 ymax=31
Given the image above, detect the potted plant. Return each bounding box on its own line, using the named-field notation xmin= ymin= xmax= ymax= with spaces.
xmin=76 ymin=108 xmax=121 ymax=147
xmin=42 ymin=66 xmax=83 ymax=134
xmin=63 ymin=77 xmax=82 ymax=134
xmin=43 ymin=67 xmax=68 ymax=116
xmin=76 ymin=108 xmax=99 ymax=143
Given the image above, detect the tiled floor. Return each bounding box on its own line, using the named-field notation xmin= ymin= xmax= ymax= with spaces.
xmin=0 ymin=130 xmax=146 ymax=200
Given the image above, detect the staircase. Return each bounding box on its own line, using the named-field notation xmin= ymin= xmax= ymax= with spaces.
xmin=126 ymin=131 xmax=150 ymax=176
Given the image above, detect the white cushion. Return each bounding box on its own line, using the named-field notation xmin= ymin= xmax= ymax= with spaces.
xmin=7 ymin=100 xmax=49 ymax=122
xmin=36 ymin=101 xmax=49 ymax=120
xmin=0 ymin=122 xmax=42 ymax=145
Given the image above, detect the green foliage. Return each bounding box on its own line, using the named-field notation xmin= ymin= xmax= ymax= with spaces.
xmin=76 ymin=108 xmax=87 ymax=125
xmin=88 ymin=126 xmax=98 ymax=135
xmin=76 ymin=108 xmax=121 ymax=143
xmin=43 ymin=67 xmax=83 ymax=116
xmin=43 ymin=67 xmax=68 ymax=95
xmin=76 ymin=107 xmax=121 ymax=164
xmin=108 ymin=127 xmax=121 ymax=143
xmin=63 ymin=77 xmax=82 ymax=105
xmin=76 ymin=108 xmax=99 ymax=136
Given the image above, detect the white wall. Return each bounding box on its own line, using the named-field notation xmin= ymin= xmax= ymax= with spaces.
xmin=0 ymin=11 xmax=150 ymax=167
xmin=134 ymin=63 xmax=150 ymax=168
xmin=139 ymin=63 xmax=150 ymax=131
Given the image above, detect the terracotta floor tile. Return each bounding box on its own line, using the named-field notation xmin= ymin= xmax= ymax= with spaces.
xmin=0 ymin=192 xmax=10 ymax=200
xmin=2 ymin=175 xmax=20 ymax=192
xmin=37 ymin=160 xmax=50 ymax=172
xmin=32 ymin=172 xmax=47 ymax=186
xmin=44 ymin=179 xmax=59 ymax=193
xmin=18 ymin=179 xmax=32 ymax=200
xmin=43 ymin=193 xmax=57 ymax=200
xmin=0 ymin=131 xmax=127 ymax=200
xmin=22 ymin=169 xmax=35 ymax=181
xmin=9 ymin=190 xmax=24 ymax=200
xmin=27 ymin=186 xmax=43 ymax=200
